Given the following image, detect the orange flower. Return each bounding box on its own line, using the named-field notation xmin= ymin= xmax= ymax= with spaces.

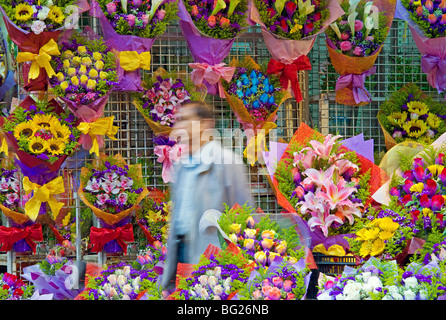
xmin=416 ymin=5 xmax=423 ymax=16
xmin=220 ymin=17 xmax=230 ymax=28
xmin=208 ymin=15 xmax=216 ymax=27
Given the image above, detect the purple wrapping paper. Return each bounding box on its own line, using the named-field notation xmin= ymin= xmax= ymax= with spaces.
xmin=177 ymin=0 xmax=236 ymax=95
xmin=262 ymin=141 xmax=289 ymax=180
xmin=98 ymin=215 xmax=133 ymax=254
xmin=340 ymin=133 xmax=375 ymax=164
xmin=13 ymin=239 xmax=32 ymax=253
xmin=90 ymin=0 xmax=156 ymax=92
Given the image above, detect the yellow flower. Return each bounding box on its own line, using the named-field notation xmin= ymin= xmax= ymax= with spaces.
xmin=45 ymin=138 xmax=66 ymax=156
xmin=78 ymin=65 xmax=87 ymax=75
xmin=62 ymin=212 xmax=71 ymax=227
xmin=77 ymin=46 xmax=87 ymax=55
xmin=63 ymin=59 xmax=71 ymax=69
xmin=32 ymin=114 xmax=58 ymax=128
xmin=86 ymin=79 xmax=97 ymax=90
xmin=95 ymin=60 xmax=105 ymax=71
xmin=15 ymin=3 xmax=33 ymax=22
xmin=52 ymin=122 xmax=71 ymax=141
xmin=356 ymin=228 xmax=368 ymax=241
xmin=379 ymin=230 xmax=394 ymax=241
xmin=287 ymin=256 xmax=298 ymax=264
xmin=422 ymin=207 xmax=432 ymax=217
xmin=428 ymin=164 xmax=444 ymax=176
xmin=402 ymin=119 xmax=428 ymax=139
xmin=407 ymin=101 xmax=429 ymax=115
xmin=427 ymin=113 xmax=441 ymax=129
xmin=13 ymin=121 xmax=37 ymax=140
xmin=363 ymin=227 xmax=380 ymax=241
xmin=56 ymin=72 xmax=65 ymax=82
xmin=290 ymin=20 xmax=303 ymax=34
xmin=378 ymin=217 xmax=399 ymax=233
xmin=99 ymin=71 xmax=108 ymax=80
xmin=93 ymin=52 xmax=102 ymax=61
xmin=370 ymin=238 xmax=385 ymax=256
xmin=72 ymin=56 xmax=82 ymax=66
xmin=81 ymin=57 xmax=92 ymax=66
xmin=261 ymin=230 xmax=276 ymax=239
xmin=71 ymin=76 xmax=80 ymax=86
xmin=229 ymin=223 xmax=241 ymax=235
xmin=388 ymin=112 xmax=407 ymax=127
xmin=48 ymin=6 xmax=65 ymax=24
xmin=89 ymin=68 xmax=99 ymax=79
xmin=80 ymin=75 xmax=89 ymax=85
xmin=409 ymin=182 xmax=424 ymax=193
xmin=60 ymin=81 xmax=69 ymax=91
xmin=63 ymin=50 xmax=74 ymax=59
xmin=67 ymin=67 xmax=77 ymax=77
xmin=359 ymin=242 xmax=372 ymax=258
xmin=28 ymin=136 xmax=48 ymax=155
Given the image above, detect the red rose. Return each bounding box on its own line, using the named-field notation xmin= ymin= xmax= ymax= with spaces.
xmin=280 ymin=19 xmax=289 ymax=32
xmin=2 ymin=284 xmax=9 ymax=290
xmin=13 ymin=288 xmax=24 ymax=297
xmin=267 ymin=8 xmax=276 ymax=18
xmin=284 ymin=1 xmax=297 ymax=17
xmin=313 ymin=12 xmax=321 ymax=21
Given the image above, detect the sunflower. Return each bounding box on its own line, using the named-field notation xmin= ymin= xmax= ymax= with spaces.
xmin=48 ymin=6 xmax=65 ymax=25
xmin=402 ymin=119 xmax=428 ymax=139
xmin=28 ymin=136 xmax=48 ymax=155
xmin=15 ymin=3 xmax=33 ymax=22
xmin=31 ymin=113 xmax=59 ymax=128
xmin=387 ymin=112 xmax=407 ymax=127
xmin=426 ymin=113 xmax=441 ymax=129
xmin=45 ymin=138 xmax=66 ymax=156
xmin=13 ymin=121 xmax=38 ymax=140
xmin=407 ymin=101 xmax=429 ymax=115
xmin=51 ymin=122 xmax=71 ymax=141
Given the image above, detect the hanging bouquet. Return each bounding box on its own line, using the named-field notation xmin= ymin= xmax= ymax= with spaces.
xmin=395 ymin=0 xmax=446 ymax=96
xmin=0 ymin=0 xmax=90 ymax=91
xmin=325 ymin=0 xmax=396 ymax=106
xmin=223 ymin=56 xmax=290 ymax=165
xmin=78 ymin=154 xmax=148 ymax=254
xmin=377 ymin=83 xmax=446 ymax=150
xmin=90 ymin=0 xmax=178 ymax=92
xmin=236 ymin=257 xmax=311 ymax=300
xmin=178 ymin=0 xmax=248 ymax=97
xmin=0 ymin=44 xmax=16 ymax=101
xmin=151 ymin=134 xmax=188 ymax=183
xmin=50 ymin=29 xmax=120 ymax=155
xmin=272 ymin=123 xmax=386 ymax=251
xmin=249 ymin=0 xmax=344 ymax=102
xmin=0 ymin=273 xmax=35 ymax=300
xmin=133 ymin=68 xmax=200 ymax=135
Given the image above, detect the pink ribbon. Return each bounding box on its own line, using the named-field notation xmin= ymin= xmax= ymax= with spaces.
xmin=335 ymin=66 xmax=376 ymax=104
xmin=154 ymin=143 xmax=188 ymax=183
xmin=189 ymin=62 xmax=235 ymax=98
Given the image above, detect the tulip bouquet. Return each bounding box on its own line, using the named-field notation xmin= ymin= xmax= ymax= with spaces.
xmin=395 ymin=0 xmax=446 ymax=96
xmin=223 ymin=56 xmax=290 ymax=165
xmin=90 ymin=0 xmax=178 ymax=92
xmin=249 ymin=0 xmax=343 ymax=102
xmin=134 ymin=242 xmax=167 ymax=271
xmin=377 ymin=83 xmax=446 ymax=150
xmin=0 ymin=273 xmax=34 ymax=300
xmin=133 ymin=69 xmax=199 ymax=135
xmin=79 ymin=154 xmax=148 ymax=254
xmin=325 ymin=0 xmax=396 ymax=106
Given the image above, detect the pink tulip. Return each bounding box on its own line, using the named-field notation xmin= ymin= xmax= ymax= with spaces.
xmin=286 ymin=292 xmax=295 ymax=300
xmin=208 ymin=15 xmax=216 ymax=27
xmin=425 ymin=0 xmax=433 ymax=12
xmin=441 ymin=14 xmax=446 ymax=25
xmin=142 ymin=14 xmax=149 ymax=27
xmin=137 ymin=255 xmax=146 ymax=265
xmin=428 ymin=13 xmax=437 ymax=24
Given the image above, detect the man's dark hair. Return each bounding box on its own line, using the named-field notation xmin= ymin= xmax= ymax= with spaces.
xmin=181 ymin=100 xmax=214 ymax=120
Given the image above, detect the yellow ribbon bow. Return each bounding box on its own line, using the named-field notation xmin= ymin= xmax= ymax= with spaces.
xmin=23 ymin=176 xmax=65 ymax=221
xmin=16 ymin=38 xmax=61 ymax=80
xmin=313 ymin=244 xmax=348 ymax=257
xmin=77 ymin=116 xmax=119 ymax=156
xmin=0 ymin=134 xmax=8 ymax=156
xmin=243 ymin=122 xmax=277 ymax=166
xmin=118 ymin=51 xmax=151 ymax=72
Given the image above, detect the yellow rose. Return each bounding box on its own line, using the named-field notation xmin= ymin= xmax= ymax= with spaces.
xmin=72 ymin=56 xmax=82 ymax=66
xmin=70 ymin=76 xmax=79 ymax=86
xmin=89 ymin=68 xmax=99 ymax=79
xmin=95 ymin=60 xmax=105 ymax=71
xmin=268 ymin=252 xmax=279 ymax=264
xmin=261 ymin=238 xmax=274 ymax=250
xmin=92 ymin=52 xmax=102 ymax=61
xmin=99 ymin=71 xmax=108 ymax=80
xmin=63 ymin=50 xmax=73 ymax=59
xmin=80 ymin=75 xmax=89 ymax=85
xmin=275 ymin=240 xmax=287 ymax=255
xmin=56 ymin=72 xmax=65 ymax=82
xmin=82 ymin=57 xmax=92 ymax=66
xmin=229 ymin=223 xmax=241 ymax=235
xmin=254 ymin=251 xmax=267 ymax=265
xmin=243 ymin=228 xmax=257 ymax=239
xmin=77 ymin=46 xmax=87 ymax=55
xmin=228 ymin=233 xmax=238 ymax=244
xmin=86 ymin=79 xmax=97 ymax=90
xmin=261 ymin=230 xmax=276 ymax=240
xmin=78 ymin=65 xmax=87 ymax=75
xmin=243 ymin=238 xmax=255 ymax=250
xmin=287 ymin=256 xmax=298 ymax=265
xmin=67 ymin=67 xmax=77 ymax=77
xmin=60 ymin=81 xmax=69 ymax=91
xmin=63 ymin=59 xmax=71 ymax=69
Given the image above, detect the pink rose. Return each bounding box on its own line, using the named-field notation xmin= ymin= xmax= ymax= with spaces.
xmin=142 ymin=14 xmax=149 ymax=27
xmin=268 ymin=287 xmax=282 ymax=300
xmin=352 ymin=46 xmax=363 ymax=56
xmin=191 ymin=5 xmax=199 ymax=16
xmin=271 ymin=277 xmax=283 ymax=289
xmin=127 ymin=14 xmax=136 ymax=27
xmin=365 ymin=35 xmax=374 ymax=42
xmin=283 ymin=280 xmax=293 ymax=292
xmin=286 ymin=292 xmax=295 ymax=300
xmin=340 ymin=32 xmax=349 ymax=40
xmin=354 ymin=20 xmax=363 ymax=32
xmin=339 ymin=41 xmax=352 ymax=51
xmin=157 ymin=9 xmax=166 ymax=20
xmin=133 ymin=0 xmax=142 ymax=7
xmin=208 ymin=15 xmax=216 ymax=27
xmin=261 ymin=286 xmax=272 ymax=297
xmin=252 ymin=290 xmax=262 ymax=299
xmin=106 ymin=2 xmax=117 ymax=14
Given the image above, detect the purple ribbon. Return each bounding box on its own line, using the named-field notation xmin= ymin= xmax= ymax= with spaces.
xmin=421 ymin=54 xmax=446 ymax=95
xmin=335 ymin=66 xmax=376 ymax=104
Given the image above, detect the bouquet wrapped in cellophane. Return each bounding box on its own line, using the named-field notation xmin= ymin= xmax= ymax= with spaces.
xmin=78 ymin=153 xmax=148 ymax=254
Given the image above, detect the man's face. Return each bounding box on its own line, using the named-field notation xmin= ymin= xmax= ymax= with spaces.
xmin=172 ymin=105 xmax=212 ymax=148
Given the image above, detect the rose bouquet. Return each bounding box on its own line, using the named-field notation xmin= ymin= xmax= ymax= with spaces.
xmin=377 ymin=83 xmax=446 ymax=150
xmin=395 ymin=0 xmax=446 ymax=96
xmin=325 ymin=0 xmax=396 ymax=106
xmin=178 ymin=0 xmax=248 ymax=97
xmin=0 ymin=0 xmax=90 ymax=91
xmin=79 ymin=154 xmax=148 ymax=254
xmin=0 ymin=273 xmax=34 ymax=300
xmin=223 ymin=56 xmax=290 ymax=165
xmin=273 ymin=123 xmax=385 ymax=253
xmin=90 ymin=0 xmax=178 ymax=92
xmin=249 ymin=0 xmax=344 ymax=102
xmin=133 ymin=68 xmax=200 ymax=135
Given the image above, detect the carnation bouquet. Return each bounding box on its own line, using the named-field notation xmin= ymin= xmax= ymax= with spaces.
xmin=90 ymin=0 xmax=178 ymax=92
xmin=50 ymin=28 xmax=119 ymax=155
xmin=78 ymin=154 xmax=148 ymax=254
xmin=377 ymin=83 xmax=446 ymax=150
xmin=0 ymin=273 xmax=35 ymax=300
xmin=133 ymin=68 xmax=200 ymax=135
xmin=0 ymin=0 xmax=90 ymax=91
xmin=395 ymin=0 xmax=446 ymax=96
xmin=223 ymin=56 xmax=290 ymax=165
xmin=272 ymin=123 xmax=386 ymax=252
xmin=325 ymin=0 xmax=396 ymax=106
xmin=177 ymin=0 xmax=248 ymax=97
xmin=249 ymin=0 xmax=344 ymax=102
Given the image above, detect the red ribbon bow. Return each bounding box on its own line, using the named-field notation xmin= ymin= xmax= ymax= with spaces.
xmin=89 ymin=224 xmax=134 ymax=254
xmin=267 ymin=55 xmax=312 ymax=103
xmin=0 ymin=224 xmax=43 ymax=253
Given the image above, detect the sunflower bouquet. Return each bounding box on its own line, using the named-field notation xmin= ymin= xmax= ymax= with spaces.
xmin=90 ymin=0 xmax=178 ymax=92
xmin=377 ymin=83 xmax=446 ymax=150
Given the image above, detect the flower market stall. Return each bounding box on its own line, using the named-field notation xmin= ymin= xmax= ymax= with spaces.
xmin=0 ymin=0 xmax=445 ymax=304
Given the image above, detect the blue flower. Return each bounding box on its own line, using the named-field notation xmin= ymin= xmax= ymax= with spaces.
xmin=250 ymin=70 xmax=257 ymax=79
xmin=251 ymin=85 xmax=258 ymax=94
xmin=259 ymin=93 xmax=269 ymax=104
xmin=268 ymin=96 xmax=275 ymax=104
xmin=252 ymin=100 xmax=260 ymax=109
xmin=251 ymin=77 xmax=259 ymax=86
xmin=245 ymin=88 xmax=252 ymax=96
xmin=236 ymin=80 xmax=243 ymax=88
xmin=243 ymin=99 xmax=248 ymax=105
xmin=241 ymin=73 xmax=248 ymax=80
xmin=236 ymin=89 xmax=244 ymax=98
xmin=263 ymin=78 xmax=270 ymax=87
xmin=242 ymin=77 xmax=250 ymax=86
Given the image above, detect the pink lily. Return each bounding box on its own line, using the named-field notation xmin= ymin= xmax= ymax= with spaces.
xmin=293 ymin=149 xmax=315 ymax=170
xmin=150 ymin=103 xmax=167 ymax=118
xmin=307 ymin=134 xmax=342 ymax=159
xmin=318 ymin=179 xmax=357 ymax=211
xmin=307 ymin=207 xmax=344 ymax=237
xmin=298 ymin=191 xmax=325 ymax=215
xmin=336 ymin=203 xmax=363 ymax=225
xmin=302 ymin=166 xmax=335 ymax=188
xmin=334 ymin=159 xmax=359 ymax=177
xmin=85 ymin=178 xmax=101 ymax=192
